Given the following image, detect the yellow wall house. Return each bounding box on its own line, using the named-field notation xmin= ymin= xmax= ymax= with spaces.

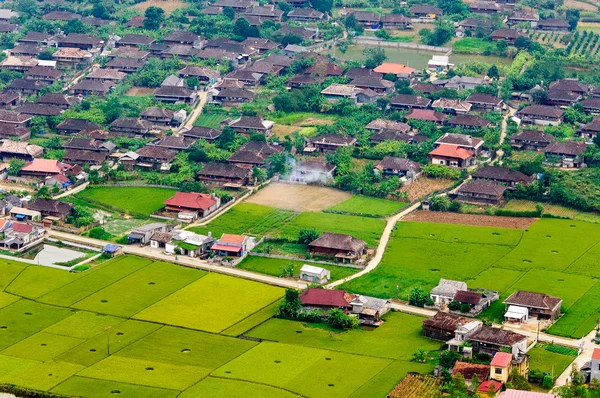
xmin=490 ymin=352 xmax=513 ymax=383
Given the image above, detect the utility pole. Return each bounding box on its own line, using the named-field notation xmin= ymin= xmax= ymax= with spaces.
xmin=536 ymin=320 xmax=540 ymax=342
xmin=106 ymin=326 xmax=111 ymax=356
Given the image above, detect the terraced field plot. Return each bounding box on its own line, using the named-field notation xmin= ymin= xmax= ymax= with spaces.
xmin=341 ymin=218 xmax=600 ymax=338
xmin=0 ymin=255 xmax=434 ymax=397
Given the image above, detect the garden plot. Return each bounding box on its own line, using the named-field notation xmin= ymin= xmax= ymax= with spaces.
xmin=245 ymin=183 xmax=351 ymax=212
xmin=72 ymin=261 xmax=204 ymax=318
xmin=76 ymin=186 xmax=176 ymax=216
xmin=528 ymin=343 xmax=577 ymax=377
xmin=134 ymin=273 xmax=283 ymax=333
xmin=237 ymin=257 xmax=359 ymax=282
xmin=0 ymin=360 xmax=84 ymax=391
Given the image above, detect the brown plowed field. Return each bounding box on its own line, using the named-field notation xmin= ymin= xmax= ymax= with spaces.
xmin=403 ymin=210 xmax=537 ymax=229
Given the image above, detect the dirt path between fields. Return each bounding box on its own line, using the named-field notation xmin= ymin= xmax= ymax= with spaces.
xmin=403 ymin=210 xmax=537 ymax=229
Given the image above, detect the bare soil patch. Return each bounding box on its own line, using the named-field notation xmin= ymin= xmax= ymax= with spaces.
xmin=399 ymin=178 xmax=454 ymax=202
xmin=296 ymin=117 xmax=334 ymax=127
xmin=129 ymin=0 xmax=186 ymax=15
xmin=126 ymin=87 xmax=155 ymax=96
xmin=245 ymin=182 xmax=351 ymax=212
xmin=272 ymin=124 xmax=300 ymax=138
xmin=565 ymin=0 xmax=598 ymax=11
xmin=403 ymin=210 xmax=537 ymax=229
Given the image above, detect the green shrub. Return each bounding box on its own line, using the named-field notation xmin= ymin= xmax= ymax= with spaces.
xmin=542 ymin=375 xmax=554 ymax=388
xmin=328 ymin=308 xmax=359 ymax=329
xmin=448 ymin=301 xmax=461 ymax=311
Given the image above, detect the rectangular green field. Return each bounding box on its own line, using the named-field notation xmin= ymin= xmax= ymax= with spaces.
xmin=0 ymin=300 xmax=74 ymax=350
xmin=115 ymin=326 xmax=256 ymax=369
xmin=212 ymin=342 xmax=392 ymax=398
xmin=77 ymin=355 xmax=209 ymax=391
xmin=39 ymin=256 xmax=153 ymax=306
xmin=340 ymin=235 xmax=512 ymax=299
xmin=179 ymin=377 xmax=298 ymax=398
xmin=76 ymin=187 xmax=177 ymax=216
xmin=0 ymin=259 xmax=27 ymax=290
xmin=134 ymin=273 xmax=283 ymax=333
xmin=0 ymin=360 xmax=84 ymax=391
xmin=394 ymin=221 xmax=523 ymax=246
xmin=2 ymin=332 xmax=84 ymax=361
xmin=0 ymin=292 xmax=19 ymax=309
xmin=276 ymin=212 xmax=386 ymax=247
xmin=57 ymin=320 xmax=162 ymax=367
xmin=0 ymin=354 xmax=40 ymax=381
xmin=72 ymin=261 xmax=205 ymax=317
xmin=51 ymin=376 xmax=181 ymax=398
xmin=547 ymin=283 xmax=600 ymax=338
xmin=188 ymin=203 xmax=297 ymax=237
xmin=528 ymin=344 xmax=575 ymax=377
xmin=246 ymin=312 xmax=441 ymax=361
xmin=43 ymin=311 xmax=125 ymax=339
xmin=494 ymin=219 xmax=600 ymax=272
xmin=328 ymin=196 xmax=408 ymax=217
xmin=236 ymin=257 xmax=359 ymax=282
xmin=349 ymin=360 xmax=434 ymax=398
xmin=564 ymin=241 xmax=600 ymax=278
xmin=468 ymin=267 xmax=525 ymax=292
xmin=5 ymin=265 xmax=82 ymax=299
xmin=221 ymin=300 xmax=280 ymax=337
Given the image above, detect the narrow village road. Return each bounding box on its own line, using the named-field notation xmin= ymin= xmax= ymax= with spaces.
xmin=47 ymin=230 xmax=309 ymax=289
xmin=53 ymin=182 xmax=89 ymax=199
xmin=496 ymin=106 xmax=517 ymax=162
xmin=177 ymin=91 xmax=208 ymax=134
xmin=326 ymin=202 xmax=421 ymax=289
xmin=554 ymin=328 xmax=596 ymax=386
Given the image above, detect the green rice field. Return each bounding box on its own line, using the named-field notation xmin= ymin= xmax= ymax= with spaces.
xmin=76 ymin=186 xmax=177 ymax=216
xmin=328 ymin=196 xmax=408 ymax=217
xmin=0 ymin=254 xmax=436 ymax=397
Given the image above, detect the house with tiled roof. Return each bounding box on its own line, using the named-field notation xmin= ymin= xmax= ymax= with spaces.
xmin=544 ymin=141 xmax=588 ymax=168
xmin=288 ymin=8 xmax=325 ymax=22
xmin=71 ymin=80 xmax=112 ymax=96
xmin=0 ymin=140 xmax=43 ymax=161
xmin=181 ymin=126 xmax=221 ymax=142
xmin=422 ymin=311 xmax=474 ymax=341
xmin=390 ymin=94 xmax=431 ymax=109
xmin=435 ymin=133 xmax=484 ymax=153
xmin=472 ymin=166 xmax=534 ymax=187
xmin=308 ymin=232 xmax=366 ymax=261
xmin=409 ymin=4 xmax=442 ymax=19
xmin=300 ymin=288 xmax=354 ymax=311
xmin=25 ymin=67 xmax=62 ymax=84
xmin=57 ymin=118 xmax=101 ymax=135
xmin=452 ymin=362 xmax=490 ymax=385
xmin=109 ymin=117 xmax=152 ymax=136
xmin=305 ymin=134 xmax=356 ymax=153
xmin=469 ymin=326 xmax=528 ymax=355
xmin=456 ymin=180 xmax=506 ymax=205
xmin=504 ymin=290 xmax=562 ymax=320
xmin=375 ymin=157 xmax=420 ymax=179
xmin=210 ymin=233 xmax=252 ymax=257
xmin=162 ymin=192 xmax=220 ymax=220
xmin=381 ymin=13 xmax=412 ymax=29
xmin=197 ymin=162 xmax=250 ymax=186
xmin=510 ymin=130 xmax=555 ymax=150
xmin=406 ymin=109 xmax=445 ymax=124
xmin=106 ymin=57 xmax=146 ymax=73
xmin=20 ymin=159 xmax=69 ymax=178
xmin=373 ymin=62 xmax=416 ymax=79
xmin=429 ymin=145 xmax=475 ymax=168
xmin=447 ymin=114 xmax=490 ymax=129
xmin=228 ymin=141 xmax=284 ymax=168
xmin=27 ymin=198 xmax=74 ymax=220
xmin=134 ymin=145 xmax=177 ymax=171
xmin=466 ymin=93 xmax=503 ymax=111
xmin=537 ymin=18 xmax=570 ymax=31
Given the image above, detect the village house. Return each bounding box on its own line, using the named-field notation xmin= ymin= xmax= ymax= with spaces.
xmin=0 ymin=91 xmax=20 ymax=109
xmin=305 ymin=134 xmax=357 ymax=154
xmin=547 ymin=88 xmax=581 ymax=106
xmin=507 ymin=12 xmax=539 ymax=28
xmin=406 ymin=109 xmax=446 ymax=125
xmin=375 ymin=157 xmax=420 ymax=179
xmin=106 ymin=57 xmax=146 ymax=73
xmin=228 ymin=141 xmax=284 ymax=168
xmin=350 ymin=295 xmax=391 ymax=326
xmin=452 ymin=362 xmax=490 ymax=386
xmin=544 ymin=141 xmax=588 ymax=168
xmin=381 ymin=14 xmax=413 ymax=29
xmin=178 ymin=65 xmax=220 ymax=84
xmin=241 ymin=37 xmax=279 ymax=53
xmin=466 ymin=93 xmax=503 ymax=111
xmin=472 ymin=166 xmax=534 ymax=187
xmin=7 ymin=78 xmax=48 ymax=95
xmin=212 ymin=88 xmax=255 ymax=105
xmin=308 ymin=232 xmax=366 ymax=262
xmin=438 ymin=133 xmax=484 ymax=153
xmin=458 ymin=18 xmax=493 ymax=34
xmin=71 ymin=80 xmax=112 ymax=96
xmin=429 ymin=145 xmax=476 ymax=168
xmin=352 ymin=11 xmax=380 ymax=27
xmin=197 ymin=162 xmax=250 ymax=186
xmin=287 ymin=8 xmax=325 ymax=22
xmin=288 ymin=160 xmax=336 ymax=185
xmin=579 ymin=98 xmax=600 ymax=114
xmin=490 ymin=28 xmax=523 ymax=43
xmin=56 ymin=118 xmax=101 ymax=135
xmin=469 ymin=327 xmax=528 ymax=356
xmin=11 ymin=43 xmax=43 ymax=57
xmin=116 ymin=34 xmax=156 ymax=48
xmin=432 ymin=98 xmax=473 ymax=114
xmin=452 ymin=289 xmax=498 ymax=315
xmin=9 ymin=207 xmax=41 ymax=222
xmin=27 ymin=198 xmax=74 ymax=220
xmin=365 ymin=119 xmax=411 ymax=135
xmin=62 ymin=149 xmax=107 ymax=166
xmin=210 ymin=233 xmax=252 ymax=257
xmin=212 ymin=0 xmax=255 ymax=12
xmin=181 ymin=126 xmax=221 ymax=142
xmin=245 ymin=5 xmax=284 ymax=21
xmin=52 ymin=48 xmax=93 ymax=67
xmin=504 ymin=290 xmax=562 ymax=320
xmin=161 ymin=230 xmax=215 ymax=258
xmin=582 ymin=348 xmax=600 ymax=384
xmin=409 ymin=4 xmax=443 ymax=20
xmin=299 ymin=265 xmax=330 ymax=284
xmin=537 ymin=18 xmax=571 ymax=31
xmin=86 ymin=69 xmax=127 ymax=84
xmin=320 ymin=84 xmax=365 ymax=104
xmin=44 ymin=11 xmax=80 ymax=21
xmin=63 ymin=137 xmax=115 ymax=154
xmin=580 ymin=117 xmax=600 ymax=142
xmin=128 ymin=223 xmax=168 ymax=245
xmin=456 ymin=181 xmax=506 ymax=205
xmin=153 ymin=86 xmax=198 ymax=105
xmin=109 ymin=117 xmax=152 ymax=137
xmin=162 ymin=31 xmax=202 ymax=47
xmin=510 ymin=130 xmax=556 ymax=150
xmin=0 ymin=124 xmax=30 ymax=141
xmin=228 ymin=116 xmax=274 ymax=136
xmin=390 ymin=94 xmax=432 ymax=110
xmin=447 ymin=114 xmax=491 ymax=129
xmin=351 ymin=76 xmax=394 ymax=94
xmin=0 ymin=110 xmax=30 ymax=126
xmin=162 ymin=192 xmax=220 ymax=221
xmin=0 ymin=140 xmax=43 ymax=161
xmin=0 ymin=222 xmax=45 ymax=250
xmin=430 ymin=279 xmax=467 ymax=307
xmin=470 ymin=1 xmax=501 ymax=14
xmin=134 ymin=145 xmax=177 ymax=171
xmin=15 ymin=103 xmax=63 ymax=117
xmin=19 ymin=159 xmax=69 ymax=179
xmin=35 ymin=93 xmax=74 ymax=110
xmin=57 ymin=33 xmax=103 ymax=50
xmin=490 ymin=351 xmax=530 ymax=383
xmin=422 ymin=311 xmax=476 ymax=341
xmin=299 ymin=288 xmax=353 ymax=312
xmin=24 ymin=66 xmax=62 ymax=84
xmin=19 ymin=31 xmax=52 ymax=45
xmin=306 ymin=62 xmax=343 ymax=76
xmin=140 ymin=107 xmax=176 ymax=128
xmin=150 ymin=136 xmax=195 ymax=151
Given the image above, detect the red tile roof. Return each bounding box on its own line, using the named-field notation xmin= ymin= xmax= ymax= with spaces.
xmin=429 ymin=145 xmax=474 ymax=160
xmin=11 ymin=222 xmax=32 ymax=233
xmin=163 ymin=192 xmax=216 ymax=211
xmin=491 ymin=351 xmax=512 ymax=367
xmin=299 ymin=288 xmax=354 ymax=308
xmin=479 ymin=380 xmax=503 ymax=393
xmin=21 ymin=159 xmax=63 ymax=174
xmin=210 ymin=244 xmax=242 ymax=253
xmin=593 ymin=348 xmax=600 ymax=360
xmin=406 ymin=108 xmax=445 ymax=122
xmin=220 ymin=233 xmax=246 ymax=244
xmin=373 ymin=62 xmax=416 ymax=75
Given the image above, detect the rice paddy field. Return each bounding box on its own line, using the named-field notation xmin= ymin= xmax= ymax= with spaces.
xmin=0 ymin=254 xmax=437 ymax=397
xmin=328 ymin=196 xmax=408 ymax=217
xmin=188 ymin=203 xmax=386 ymax=247
xmin=341 ymin=218 xmax=600 ymax=339
xmin=75 ymin=186 xmax=177 ymax=216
